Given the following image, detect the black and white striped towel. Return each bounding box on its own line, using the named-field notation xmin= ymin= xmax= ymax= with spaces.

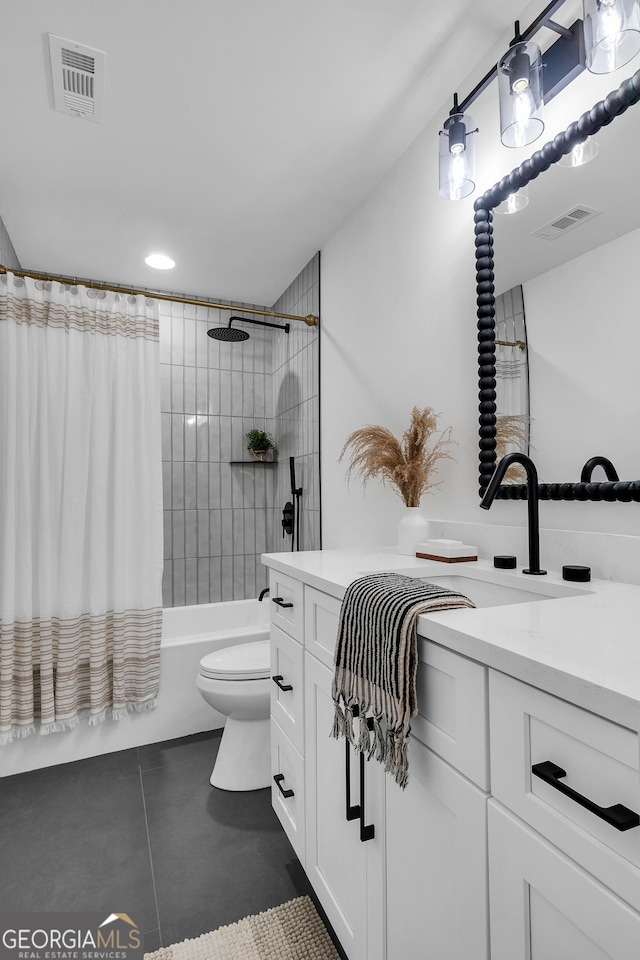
xmin=331 ymin=573 xmax=475 ymax=788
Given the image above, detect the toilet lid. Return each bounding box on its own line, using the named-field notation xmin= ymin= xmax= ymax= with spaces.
xmin=199 ymin=640 xmax=270 ymax=680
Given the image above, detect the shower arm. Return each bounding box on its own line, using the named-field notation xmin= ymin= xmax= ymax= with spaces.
xmin=228 ymin=316 xmax=290 ymax=333
xmin=0 ymin=262 xmax=318 ymax=327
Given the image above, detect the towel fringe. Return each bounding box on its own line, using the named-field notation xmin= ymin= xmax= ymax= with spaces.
xmin=331 ymin=703 xmax=346 ymax=740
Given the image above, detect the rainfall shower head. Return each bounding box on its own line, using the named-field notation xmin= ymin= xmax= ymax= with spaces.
xmin=207 ymin=315 xmax=290 ymax=342
xmin=207 ymin=324 xmax=250 ymax=342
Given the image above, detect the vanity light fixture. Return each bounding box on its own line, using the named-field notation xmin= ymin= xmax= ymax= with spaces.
xmin=499 ymin=27 xmax=545 ymax=148
xmin=583 ymin=0 xmax=640 ymax=73
xmin=439 ymin=0 xmax=640 ymax=199
xmin=145 ymin=253 xmax=176 ymax=269
xmin=438 ymin=98 xmax=478 ymax=199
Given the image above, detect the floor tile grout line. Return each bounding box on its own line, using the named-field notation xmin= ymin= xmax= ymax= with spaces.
xmin=139 ymin=764 xmax=163 ymax=948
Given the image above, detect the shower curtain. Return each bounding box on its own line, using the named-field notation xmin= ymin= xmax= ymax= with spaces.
xmin=0 ymin=272 xmax=163 ymax=744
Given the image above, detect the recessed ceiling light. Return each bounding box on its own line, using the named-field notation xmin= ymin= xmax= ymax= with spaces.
xmin=145 ymin=253 xmax=175 ymax=269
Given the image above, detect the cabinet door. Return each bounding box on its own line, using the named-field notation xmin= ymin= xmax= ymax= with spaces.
xmin=271 ymin=718 xmax=305 ymax=864
xmin=489 ymin=800 xmax=640 ymax=960
xmin=386 ymin=737 xmax=489 ymax=960
xmin=304 ymin=653 xmax=384 ymax=960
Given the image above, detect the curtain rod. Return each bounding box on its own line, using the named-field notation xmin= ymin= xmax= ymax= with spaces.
xmin=0 ymin=262 xmax=319 ymax=327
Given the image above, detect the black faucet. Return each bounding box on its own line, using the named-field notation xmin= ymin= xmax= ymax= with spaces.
xmin=580 ymin=456 xmax=619 ymax=483
xmin=258 ymin=587 xmax=270 ymax=601
xmin=480 ymin=452 xmax=547 ymax=576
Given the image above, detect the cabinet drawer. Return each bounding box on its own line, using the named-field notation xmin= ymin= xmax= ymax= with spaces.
xmin=490 ymin=670 xmax=640 ymax=910
xmin=270 ymin=624 xmax=304 ymax=754
xmin=268 ymin=570 xmax=303 ymax=641
xmin=489 ymin=800 xmax=640 ymax=960
xmin=271 ymin=718 xmax=305 ymax=864
xmin=411 ymin=639 xmax=489 ymax=790
xmin=304 ymin=585 xmax=342 ymax=668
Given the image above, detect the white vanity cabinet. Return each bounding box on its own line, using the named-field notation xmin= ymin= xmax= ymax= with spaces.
xmin=264 ymin=549 xmax=640 ymax=960
xmin=268 ymin=570 xmax=492 ymax=960
xmin=488 ymin=671 xmax=640 ymax=958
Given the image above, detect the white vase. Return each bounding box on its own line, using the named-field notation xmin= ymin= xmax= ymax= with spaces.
xmin=397 ymin=507 xmax=429 ymax=556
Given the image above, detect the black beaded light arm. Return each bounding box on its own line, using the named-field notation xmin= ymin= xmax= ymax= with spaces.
xmin=475 ymin=67 xmax=640 ymax=504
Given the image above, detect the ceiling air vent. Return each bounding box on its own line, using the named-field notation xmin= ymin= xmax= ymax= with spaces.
xmin=48 ymin=34 xmax=105 ymax=122
xmin=530 ymin=205 xmax=601 ymax=241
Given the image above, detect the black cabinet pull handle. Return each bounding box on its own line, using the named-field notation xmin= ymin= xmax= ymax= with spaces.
xmin=532 ymin=760 xmax=640 ymax=832
xmin=273 ymin=773 xmax=294 ymax=798
xmin=345 ymin=704 xmax=361 ymax=822
xmin=272 ymin=597 xmax=294 ymax=609
xmin=359 ymin=716 xmax=375 ymax=842
xmin=272 ymin=675 xmax=293 ymax=692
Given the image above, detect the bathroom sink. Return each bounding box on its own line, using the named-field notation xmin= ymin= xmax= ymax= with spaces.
xmin=357 ymin=567 xmax=593 ymax=610
xmin=412 ymin=574 xmax=553 ymax=609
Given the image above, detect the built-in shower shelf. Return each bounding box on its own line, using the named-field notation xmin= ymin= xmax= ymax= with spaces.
xmin=229 ymin=460 xmax=277 ymax=466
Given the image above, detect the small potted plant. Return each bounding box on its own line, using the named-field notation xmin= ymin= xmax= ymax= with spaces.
xmin=245 ymin=428 xmax=278 ymax=462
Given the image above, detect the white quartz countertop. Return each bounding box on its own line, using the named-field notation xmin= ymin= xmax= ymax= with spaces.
xmin=262 ymin=548 xmax=640 ymax=731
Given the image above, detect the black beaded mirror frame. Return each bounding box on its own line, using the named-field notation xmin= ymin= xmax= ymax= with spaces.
xmin=475 ymin=67 xmax=640 ymax=504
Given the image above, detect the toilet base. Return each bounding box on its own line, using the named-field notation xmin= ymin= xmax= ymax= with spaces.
xmin=210 ymin=716 xmax=271 ymax=791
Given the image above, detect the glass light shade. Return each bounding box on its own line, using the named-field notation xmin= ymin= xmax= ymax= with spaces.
xmin=557 ymin=137 xmax=600 ymax=167
xmin=498 ymin=41 xmax=544 ymax=148
xmin=494 ymin=184 xmax=529 ymax=214
xmin=583 ymin=0 xmax=640 ymax=73
xmin=438 ymin=113 xmax=476 ymax=200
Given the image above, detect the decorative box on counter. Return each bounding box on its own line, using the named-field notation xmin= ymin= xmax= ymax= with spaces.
xmin=416 ymin=539 xmax=478 ymax=562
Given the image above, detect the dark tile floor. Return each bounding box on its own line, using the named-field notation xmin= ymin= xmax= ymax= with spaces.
xmin=0 ymin=731 xmax=346 ymax=957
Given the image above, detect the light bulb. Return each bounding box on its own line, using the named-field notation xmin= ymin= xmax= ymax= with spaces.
xmin=449 ymin=153 xmax=470 ymax=200
xmin=511 ymin=86 xmax=538 ymax=147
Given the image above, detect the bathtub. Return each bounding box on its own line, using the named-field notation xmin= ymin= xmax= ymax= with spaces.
xmin=0 ymin=598 xmax=271 ymax=778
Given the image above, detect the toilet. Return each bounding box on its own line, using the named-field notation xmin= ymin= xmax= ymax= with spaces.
xmin=196 ymin=639 xmax=271 ymax=791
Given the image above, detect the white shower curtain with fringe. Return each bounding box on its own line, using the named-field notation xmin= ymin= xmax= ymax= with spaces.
xmin=0 ymin=272 xmax=163 ymax=744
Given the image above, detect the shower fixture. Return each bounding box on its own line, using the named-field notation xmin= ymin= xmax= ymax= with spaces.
xmin=207 ymin=316 xmax=291 ymax=342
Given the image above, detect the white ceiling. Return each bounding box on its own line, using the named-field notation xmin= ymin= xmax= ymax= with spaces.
xmin=0 ymin=0 xmax=515 ymax=305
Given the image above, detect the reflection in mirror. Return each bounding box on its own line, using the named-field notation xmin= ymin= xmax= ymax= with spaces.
xmin=494 ymin=286 xmax=530 ymax=484
xmin=475 ymin=67 xmax=640 ymax=505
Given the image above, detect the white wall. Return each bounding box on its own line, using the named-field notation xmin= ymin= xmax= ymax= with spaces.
xmin=524 ymin=226 xmax=640 ymax=536
xmin=321 ymin=116 xmax=480 ymax=549
xmin=320 ymin=11 xmax=640 ymax=562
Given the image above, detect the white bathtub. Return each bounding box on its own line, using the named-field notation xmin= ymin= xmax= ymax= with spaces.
xmin=0 ymin=599 xmax=271 ymax=778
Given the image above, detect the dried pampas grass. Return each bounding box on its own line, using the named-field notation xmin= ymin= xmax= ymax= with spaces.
xmin=495 ymin=414 xmax=530 ymax=483
xmin=339 ymin=407 xmax=455 ymax=508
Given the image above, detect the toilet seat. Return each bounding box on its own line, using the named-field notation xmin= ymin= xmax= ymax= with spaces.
xmin=199 ymin=639 xmax=270 ymax=681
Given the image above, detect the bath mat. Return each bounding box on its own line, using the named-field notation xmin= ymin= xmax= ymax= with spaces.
xmin=144 ymin=896 xmax=340 ymax=960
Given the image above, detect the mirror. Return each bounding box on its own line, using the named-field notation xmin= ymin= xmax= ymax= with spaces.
xmin=475 ymin=67 xmax=640 ymax=504
xmin=494 ymin=284 xmax=530 ymax=483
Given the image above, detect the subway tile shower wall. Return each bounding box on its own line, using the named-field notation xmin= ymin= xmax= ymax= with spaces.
xmin=271 ymin=253 xmax=321 ymax=556
xmin=161 ymin=252 xmax=320 ymax=606
xmin=0 ymin=213 xmax=21 ymax=269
